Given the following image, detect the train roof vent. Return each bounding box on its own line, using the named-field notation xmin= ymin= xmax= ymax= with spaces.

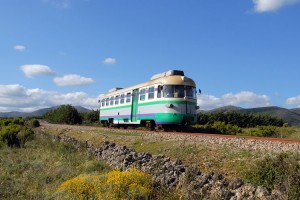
xmin=108 ymin=87 xmax=124 ymax=92
xmin=151 ymin=70 xmax=184 ymax=80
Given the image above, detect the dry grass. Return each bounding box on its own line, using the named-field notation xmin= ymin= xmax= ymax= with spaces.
xmin=38 ymin=123 xmax=265 ymax=179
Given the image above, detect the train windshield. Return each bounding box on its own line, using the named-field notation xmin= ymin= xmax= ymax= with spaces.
xmin=186 ymin=86 xmax=197 ymax=99
xmin=163 ymin=85 xmax=196 ymax=99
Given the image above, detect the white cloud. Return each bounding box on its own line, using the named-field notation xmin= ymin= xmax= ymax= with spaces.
xmin=53 ymin=74 xmax=95 ymax=86
xmin=197 ymin=91 xmax=270 ymax=110
xmin=43 ymin=0 xmax=72 ymax=8
xmin=0 ymin=84 xmax=100 ymax=112
xmin=103 ymin=57 xmax=116 ymax=65
xmin=14 ymin=45 xmax=26 ymax=52
xmin=253 ymin=0 xmax=300 ymax=12
xmin=20 ymin=64 xmax=55 ymax=78
xmin=286 ymin=95 xmax=300 ymax=107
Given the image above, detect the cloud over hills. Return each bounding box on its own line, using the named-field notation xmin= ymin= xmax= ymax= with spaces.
xmin=253 ymin=0 xmax=300 ymax=12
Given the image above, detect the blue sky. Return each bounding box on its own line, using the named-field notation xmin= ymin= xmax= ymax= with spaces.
xmin=1 ymin=0 xmax=300 ymax=112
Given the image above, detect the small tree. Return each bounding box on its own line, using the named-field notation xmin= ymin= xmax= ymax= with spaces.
xmin=43 ymin=105 xmax=82 ymax=125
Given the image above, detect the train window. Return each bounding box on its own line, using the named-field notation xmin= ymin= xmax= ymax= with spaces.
xmin=120 ymin=94 xmax=125 ymax=104
xmin=126 ymin=92 xmax=131 ymax=103
xmin=186 ymin=86 xmax=197 ymax=99
xmin=110 ymin=97 xmax=114 ymax=106
xmin=163 ymin=85 xmax=184 ymax=98
xmin=101 ymin=99 xmax=105 ymax=107
xmin=115 ymin=95 xmax=119 ymax=105
xmin=140 ymin=89 xmax=146 ymax=101
xmin=105 ymin=98 xmax=109 ymax=106
xmin=148 ymin=87 xmax=154 ymax=99
xmin=157 ymin=85 xmax=162 ymax=98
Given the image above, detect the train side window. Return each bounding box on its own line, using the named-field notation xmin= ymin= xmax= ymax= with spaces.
xmin=126 ymin=92 xmax=131 ymax=103
xmin=105 ymin=98 xmax=109 ymax=106
xmin=157 ymin=85 xmax=162 ymax=98
xmin=110 ymin=97 xmax=114 ymax=106
xmin=148 ymin=87 xmax=154 ymax=99
xmin=140 ymin=89 xmax=146 ymax=101
xmin=120 ymin=94 xmax=125 ymax=104
xmin=101 ymin=99 xmax=105 ymax=107
xmin=115 ymin=95 xmax=119 ymax=105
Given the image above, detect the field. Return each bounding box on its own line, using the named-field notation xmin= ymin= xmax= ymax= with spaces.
xmin=1 ymin=122 xmax=300 ymax=199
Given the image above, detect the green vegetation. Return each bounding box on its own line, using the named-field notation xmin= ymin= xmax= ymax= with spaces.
xmin=56 ymin=167 xmax=152 ymax=199
xmin=0 ymin=117 xmax=34 ymax=148
xmin=0 ymin=134 xmax=111 ymax=199
xmin=43 ymin=104 xmax=83 ymax=124
xmin=81 ymin=109 xmax=100 ymax=124
xmin=241 ymin=153 xmax=300 ymax=199
xmin=197 ymin=112 xmax=284 ymax=128
xmin=194 ymin=112 xmax=299 ymax=137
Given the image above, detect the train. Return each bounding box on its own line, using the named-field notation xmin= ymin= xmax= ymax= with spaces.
xmin=99 ymin=70 xmax=200 ymax=130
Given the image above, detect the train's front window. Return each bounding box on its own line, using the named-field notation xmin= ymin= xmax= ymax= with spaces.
xmin=186 ymin=86 xmax=196 ymax=99
xmin=163 ymin=85 xmax=196 ymax=99
xmin=163 ymin=85 xmax=184 ymax=98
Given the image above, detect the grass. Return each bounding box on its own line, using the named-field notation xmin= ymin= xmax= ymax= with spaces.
xmin=0 ymin=134 xmax=111 ymax=199
xmin=38 ymin=124 xmax=265 ymax=179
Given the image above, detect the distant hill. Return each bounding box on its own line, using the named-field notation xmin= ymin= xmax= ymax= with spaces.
xmin=202 ymin=106 xmax=300 ymax=126
xmin=0 ymin=106 xmax=91 ymax=118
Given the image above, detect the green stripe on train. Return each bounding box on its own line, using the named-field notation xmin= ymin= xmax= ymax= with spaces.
xmin=100 ymin=100 xmax=196 ymax=111
xmin=100 ymin=113 xmax=196 ymax=123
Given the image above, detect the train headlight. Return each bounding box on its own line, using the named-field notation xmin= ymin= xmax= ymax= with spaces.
xmin=166 ymin=104 xmax=174 ymax=108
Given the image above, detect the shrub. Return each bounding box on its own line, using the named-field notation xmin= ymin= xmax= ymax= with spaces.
xmin=43 ymin=105 xmax=82 ymax=125
xmin=0 ymin=124 xmax=34 ymax=148
xmin=84 ymin=110 xmax=100 ymax=124
xmin=106 ymin=167 xmax=152 ymax=199
xmin=56 ymin=167 xmax=152 ymax=200
xmin=26 ymin=119 xmax=40 ymax=128
xmin=192 ymin=122 xmax=242 ymax=135
xmin=0 ymin=124 xmax=22 ymax=147
xmin=56 ymin=174 xmax=104 ymax=199
xmin=242 ymin=153 xmax=300 ymax=199
xmin=243 ymin=126 xmax=279 ymax=137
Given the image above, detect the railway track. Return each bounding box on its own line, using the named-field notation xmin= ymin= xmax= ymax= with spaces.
xmin=90 ymin=124 xmax=300 ymax=144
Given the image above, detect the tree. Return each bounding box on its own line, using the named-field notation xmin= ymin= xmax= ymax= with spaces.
xmin=43 ymin=105 xmax=82 ymax=125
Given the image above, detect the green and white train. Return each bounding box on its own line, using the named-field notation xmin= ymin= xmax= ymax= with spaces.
xmin=99 ymin=70 xmax=199 ymax=130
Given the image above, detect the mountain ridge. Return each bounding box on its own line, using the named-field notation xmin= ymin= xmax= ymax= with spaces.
xmin=202 ymin=105 xmax=300 ymax=126
xmin=0 ymin=106 xmax=91 ymax=118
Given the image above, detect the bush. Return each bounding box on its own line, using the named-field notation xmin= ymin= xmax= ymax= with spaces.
xmin=242 ymin=153 xmax=300 ymax=198
xmin=84 ymin=110 xmax=100 ymax=124
xmin=242 ymin=126 xmax=279 ymax=137
xmin=0 ymin=124 xmax=34 ymax=148
xmin=26 ymin=119 xmax=40 ymax=128
xmin=192 ymin=122 xmax=242 ymax=135
xmin=56 ymin=167 xmax=152 ymax=200
xmin=43 ymin=105 xmax=82 ymax=125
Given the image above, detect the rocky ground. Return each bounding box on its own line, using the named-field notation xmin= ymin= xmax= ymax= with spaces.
xmin=36 ymin=122 xmax=300 ymax=199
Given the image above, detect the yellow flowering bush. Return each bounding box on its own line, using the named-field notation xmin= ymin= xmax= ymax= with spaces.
xmin=55 ymin=167 xmax=152 ymax=200
xmin=55 ymin=174 xmax=104 ymax=199
xmin=106 ymin=167 xmax=152 ymax=199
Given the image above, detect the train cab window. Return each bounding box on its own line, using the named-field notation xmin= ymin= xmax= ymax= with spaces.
xmin=101 ymin=99 xmax=105 ymax=107
xmin=126 ymin=92 xmax=131 ymax=103
xmin=120 ymin=94 xmax=125 ymax=104
xmin=115 ymin=95 xmax=119 ymax=105
xmin=186 ymin=86 xmax=197 ymax=99
xmin=163 ymin=85 xmax=184 ymax=98
xmin=105 ymin=98 xmax=109 ymax=106
xmin=157 ymin=85 xmax=162 ymax=98
xmin=110 ymin=97 xmax=114 ymax=106
xmin=148 ymin=87 xmax=154 ymax=99
xmin=140 ymin=89 xmax=146 ymax=101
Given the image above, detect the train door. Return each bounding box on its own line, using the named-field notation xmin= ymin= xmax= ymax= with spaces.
xmin=131 ymin=89 xmax=139 ymax=122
